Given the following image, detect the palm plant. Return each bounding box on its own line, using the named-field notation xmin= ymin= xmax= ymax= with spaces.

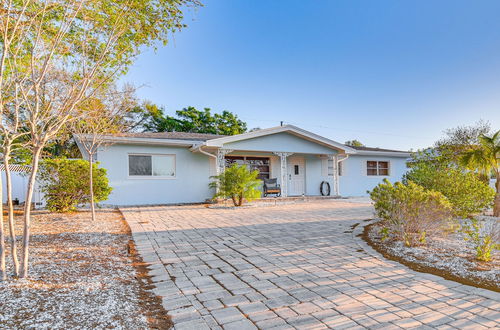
xmin=461 ymin=130 xmax=500 ymax=217
xmin=210 ymin=164 xmax=262 ymax=206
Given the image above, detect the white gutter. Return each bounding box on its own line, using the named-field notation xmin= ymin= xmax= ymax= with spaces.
xmin=337 ymin=154 xmax=349 ymax=163
xmin=192 ymin=144 xmax=217 ymax=159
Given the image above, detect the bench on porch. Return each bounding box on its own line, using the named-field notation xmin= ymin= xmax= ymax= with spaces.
xmin=263 ymin=178 xmax=281 ymax=197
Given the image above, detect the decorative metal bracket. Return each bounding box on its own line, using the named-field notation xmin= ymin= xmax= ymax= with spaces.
xmin=216 ymin=148 xmax=234 ymax=175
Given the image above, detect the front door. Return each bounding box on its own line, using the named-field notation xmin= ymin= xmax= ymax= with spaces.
xmin=288 ymin=157 xmax=305 ymax=196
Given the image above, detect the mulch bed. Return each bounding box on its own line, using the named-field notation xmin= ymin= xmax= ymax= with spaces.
xmin=363 ymin=220 xmax=500 ymax=293
xmin=0 ymin=209 xmax=172 ymax=329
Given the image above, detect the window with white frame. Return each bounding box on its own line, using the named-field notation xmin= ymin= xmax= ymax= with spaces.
xmin=128 ymin=154 xmax=175 ymax=177
xmin=322 ymin=158 xmax=342 ymax=176
xmin=327 ymin=158 xmax=334 ymax=176
xmin=367 ymin=161 xmax=389 ymax=176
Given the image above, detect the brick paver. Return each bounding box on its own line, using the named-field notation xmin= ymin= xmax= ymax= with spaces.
xmin=121 ymin=200 xmax=500 ymax=329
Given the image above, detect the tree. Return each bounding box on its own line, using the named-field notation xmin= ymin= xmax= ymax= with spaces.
xmin=209 ymin=164 xmax=262 ymax=206
xmin=0 ymin=116 xmax=26 ymax=277
xmin=136 ymin=104 xmax=247 ymax=135
xmin=435 ymin=120 xmax=491 ymax=165
xmin=72 ymin=85 xmax=133 ymax=221
xmin=345 ymin=140 xmax=365 ymax=147
xmin=460 ymin=130 xmax=500 ymax=217
xmin=1 ymin=0 xmax=200 ymax=279
xmin=135 ymin=102 xmax=182 ymax=132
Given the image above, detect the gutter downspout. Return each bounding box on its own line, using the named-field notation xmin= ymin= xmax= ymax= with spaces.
xmin=336 ymin=154 xmax=349 ymax=196
xmin=193 ymin=145 xmax=219 ymax=195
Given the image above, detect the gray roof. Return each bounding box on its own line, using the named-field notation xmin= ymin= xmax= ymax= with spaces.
xmin=349 ymin=145 xmax=409 ymax=153
xmin=114 ymin=131 xmax=226 ymax=141
xmin=110 ymin=131 xmax=409 ymax=154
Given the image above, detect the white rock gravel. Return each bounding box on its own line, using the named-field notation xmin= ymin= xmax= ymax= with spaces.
xmin=0 ymin=210 xmax=154 ymax=329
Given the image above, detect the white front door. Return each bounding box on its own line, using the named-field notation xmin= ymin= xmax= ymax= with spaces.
xmin=287 ymin=157 xmax=305 ymax=196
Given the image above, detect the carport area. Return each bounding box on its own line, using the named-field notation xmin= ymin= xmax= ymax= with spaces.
xmin=121 ymin=200 xmax=499 ymax=329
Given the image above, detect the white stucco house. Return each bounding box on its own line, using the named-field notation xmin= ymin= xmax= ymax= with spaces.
xmin=75 ymin=125 xmax=410 ymax=205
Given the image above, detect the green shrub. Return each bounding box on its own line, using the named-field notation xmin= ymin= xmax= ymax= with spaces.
xmin=461 ymin=218 xmax=500 ymax=262
xmin=209 ymin=164 xmax=262 ymax=206
xmin=370 ymin=179 xmax=453 ymax=247
xmin=403 ymin=162 xmax=495 ymax=218
xmin=38 ymin=159 xmax=112 ymax=212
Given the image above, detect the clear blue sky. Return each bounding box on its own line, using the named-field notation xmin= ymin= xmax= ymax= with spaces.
xmin=124 ymin=0 xmax=500 ymax=151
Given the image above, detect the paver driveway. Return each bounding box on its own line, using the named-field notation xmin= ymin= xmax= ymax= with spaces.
xmin=121 ymin=200 xmax=500 ymax=329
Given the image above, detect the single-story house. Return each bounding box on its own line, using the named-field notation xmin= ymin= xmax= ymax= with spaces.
xmin=75 ymin=125 xmax=410 ymax=205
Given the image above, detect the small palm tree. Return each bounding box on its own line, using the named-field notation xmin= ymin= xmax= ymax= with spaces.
xmin=461 ymin=130 xmax=500 ymax=216
xmin=210 ymin=164 xmax=262 ymax=206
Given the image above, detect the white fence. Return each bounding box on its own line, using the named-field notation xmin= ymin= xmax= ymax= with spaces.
xmin=1 ymin=165 xmax=44 ymax=208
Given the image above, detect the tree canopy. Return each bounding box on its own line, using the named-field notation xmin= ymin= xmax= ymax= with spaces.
xmin=434 ymin=120 xmax=491 ymax=164
xmin=133 ymin=103 xmax=247 ymax=135
xmin=460 ymin=130 xmax=500 ymax=216
xmin=0 ymin=0 xmax=201 ymax=279
xmin=345 ymin=139 xmax=365 ymax=147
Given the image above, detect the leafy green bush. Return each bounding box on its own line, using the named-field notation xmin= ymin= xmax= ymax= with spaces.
xmin=209 ymin=164 xmax=262 ymax=206
xmin=370 ymin=179 xmax=453 ymax=247
xmin=38 ymin=159 xmax=112 ymax=212
xmin=403 ymin=162 xmax=495 ymax=218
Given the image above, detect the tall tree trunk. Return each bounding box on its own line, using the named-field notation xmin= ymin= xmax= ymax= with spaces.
xmin=89 ymin=154 xmax=96 ymax=221
xmin=20 ymin=146 xmax=42 ymax=278
xmin=494 ymin=174 xmax=500 ymax=217
xmin=0 ymin=168 xmax=6 ymax=281
xmin=4 ymin=149 xmax=20 ymax=276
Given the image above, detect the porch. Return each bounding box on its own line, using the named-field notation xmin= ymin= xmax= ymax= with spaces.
xmin=215 ymin=149 xmax=342 ymax=197
xmin=191 ymin=125 xmax=356 ymax=198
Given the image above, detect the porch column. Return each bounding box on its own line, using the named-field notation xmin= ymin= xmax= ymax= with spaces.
xmin=273 ymin=152 xmax=293 ymax=197
xmin=333 ymin=154 xmax=340 ymax=196
xmin=216 ymin=148 xmax=233 ymax=175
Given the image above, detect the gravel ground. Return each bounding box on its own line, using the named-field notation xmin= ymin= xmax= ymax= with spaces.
xmin=0 ymin=209 xmax=170 ymax=329
xmin=367 ymin=216 xmax=500 ymax=291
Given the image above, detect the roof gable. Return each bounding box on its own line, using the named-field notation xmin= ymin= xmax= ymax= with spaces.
xmin=205 ymin=125 xmax=356 ymax=154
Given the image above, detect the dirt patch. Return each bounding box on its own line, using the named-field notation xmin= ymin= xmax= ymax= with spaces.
xmin=0 ymin=209 xmax=172 ymax=329
xmin=363 ymin=221 xmax=500 ymax=293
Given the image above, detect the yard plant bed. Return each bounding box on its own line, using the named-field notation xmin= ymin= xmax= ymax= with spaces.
xmin=0 ymin=210 xmax=172 ymax=329
xmin=363 ymin=219 xmax=500 ymax=293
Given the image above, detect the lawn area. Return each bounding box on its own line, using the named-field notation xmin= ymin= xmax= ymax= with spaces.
xmin=0 ymin=210 xmax=170 ymax=329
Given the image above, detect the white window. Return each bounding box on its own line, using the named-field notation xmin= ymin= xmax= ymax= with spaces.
xmin=367 ymin=161 xmax=389 ymax=176
xmin=322 ymin=158 xmax=342 ymax=176
xmin=328 ymin=158 xmax=334 ymax=176
xmin=128 ymin=154 xmax=175 ymax=178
